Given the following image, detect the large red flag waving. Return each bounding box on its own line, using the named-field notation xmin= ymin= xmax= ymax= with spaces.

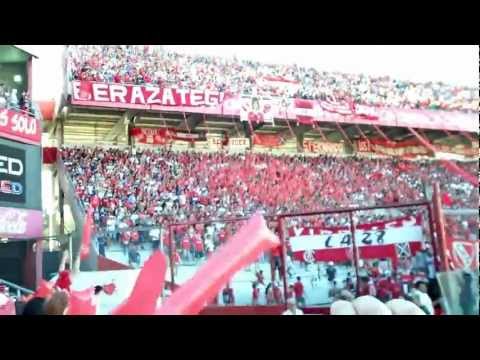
xmin=110 ymin=251 xmax=167 ymax=315
xmin=156 ymin=213 xmax=279 ymax=315
xmin=66 ymin=287 xmax=97 ymax=315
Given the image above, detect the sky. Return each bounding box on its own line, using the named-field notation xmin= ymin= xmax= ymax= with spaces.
xmin=17 ymin=45 xmax=479 ymax=101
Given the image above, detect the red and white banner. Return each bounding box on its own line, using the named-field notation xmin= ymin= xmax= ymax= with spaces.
xmin=449 ymin=240 xmax=479 ymax=271
xmin=288 ymin=216 xmax=424 ymax=263
xmin=260 ymin=76 xmax=300 ymax=95
xmin=445 ymin=230 xmax=479 ymax=271
xmin=294 ymin=99 xmax=316 ymax=124
xmin=73 ymin=81 xmax=224 ymax=108
xmin=240 ymin=97 xmax=275 ymax=125
xmin=71 ymin=81 xmax=478 ymax=133
xmin=0 ymin=109 xmax=41 ymax=146
xmin=252 ymin=133 xmax=284 ymax=148
xmin=303 ymin=139 xmax=345 ymax=154
xmin=0 ymin=207 xmax=43 ymax=239
xmin=228 ymin=137 xmax=250 ymax=152
xmin=207 ymin=136 xmax=225 ymax=150
xmin=130 ymin=127 xmax=206 ymax=144
xmin=356 ymin=139 xmax=478 ymax=158
xmin=318 ymin=98 xmax=357 ymax=117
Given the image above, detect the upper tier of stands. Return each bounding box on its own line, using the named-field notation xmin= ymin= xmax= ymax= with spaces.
xmin=66 ymin=45 xmax=478 ymax=113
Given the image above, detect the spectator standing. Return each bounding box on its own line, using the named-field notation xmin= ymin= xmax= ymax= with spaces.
xmin=293 ymin=276 xmax=305 ymax=307
xmin=459 ymin=272 xmax=476 ymax=315
xmin=128 ymin=243 xmax=140 ymax=267
xmin=255 ymin=270 xmax=265 ymax=286
xmin=9 ymin=88 xmax=18 ymax=108
xmin=265 ymin=282 xmax=275 ymax=305
xmin=273 ymin=282 xmax=283 ymax=304
xmin=344 ymin=273 xmax=355 ymax=293
xmin=410 ymin=279 xmax=434 ymax=315
xmin=97 ymin=231 xmax=107 ymax=257
xmin=252 ymin=282 xmax=260 ymax=306
xmin=222 ymin=285 xmax=235 ymax=306
xmin=326 ymin=261 xmax=337 ymax=286
xmin=181 ymin=233 xmax=192 ymax=262
xmin=193 ymin=233 xmax=204 ymax=260
xmin=149 ymin=227 xmax=161 ymax=250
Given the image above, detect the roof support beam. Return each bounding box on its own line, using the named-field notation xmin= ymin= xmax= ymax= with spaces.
xmin=354 ymin=124 xmax=370 ymax=143
xmin=334 ymin=122 xmax=354 ymax=148
xmin=372 ymin=124 xmax=392 ymax=142
xmin=104 ymin=111 xmax=132 ymax=142
xmin=177 ymin=113 xmax=202 ymax=132
xmin=408 ymin=127 xmax=478 ymax=186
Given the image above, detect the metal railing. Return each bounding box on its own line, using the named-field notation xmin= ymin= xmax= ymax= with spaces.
xmin=0 ymin=278 xmax=34 ymax=298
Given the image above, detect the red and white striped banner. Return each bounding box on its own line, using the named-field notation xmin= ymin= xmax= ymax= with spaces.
xmin=288 ymin=216 xmax=424 ymax=263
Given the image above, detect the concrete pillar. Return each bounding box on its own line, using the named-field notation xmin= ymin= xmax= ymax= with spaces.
xmin=35 ymin=239 xmax=43 ymax=288
xmin=296 ymin=130 xmax=305 ymax=153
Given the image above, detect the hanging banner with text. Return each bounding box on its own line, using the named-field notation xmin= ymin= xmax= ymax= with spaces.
xmin=356 ymin=139 xmax=478 ymax=158
xmin=207 ymin=136 xmax=225 ymax=151
xmin=303 ymin=139 xmax=345 ymax=154
xmin=71 ymin=81 xmax=478 ymax=133
xmin=130 ymin=128 xmax=206 ymax=145
xmin=0 ymin=207 xmax=43 ymax=239
xmin=252 ymin=133 xmax=284 ymax=148
xmin=228 ymin=137 xmax=250 ymax=152
xmin=0 ymin=109 xmax=42 ymax=146
xmin=288 ymin=216 xmax=424 ymax=263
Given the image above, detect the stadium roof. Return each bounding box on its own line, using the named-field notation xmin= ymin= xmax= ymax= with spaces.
xmin=0 ymin=45 xmax=38 ymax=63
xmin=62 ymin=104 xmax=471 ymax=150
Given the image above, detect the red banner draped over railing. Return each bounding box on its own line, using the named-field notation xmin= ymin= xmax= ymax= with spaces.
xmin=130 ymin=127 xmax=207 ymax=144
xmin=252 ymin=133 xmax=284 ymax=147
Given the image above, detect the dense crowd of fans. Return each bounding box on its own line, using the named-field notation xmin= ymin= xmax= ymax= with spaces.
xmin=66 ymin=45 xmax=478 ymax=112
xmin=62 ymin=147 xmax=479 ymax=240
xmin=0 ymin=82 xmax=33 ymax=113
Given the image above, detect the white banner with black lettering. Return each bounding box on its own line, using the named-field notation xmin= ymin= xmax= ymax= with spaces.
xmin=290 ymin=225 xmax=423 ymax=252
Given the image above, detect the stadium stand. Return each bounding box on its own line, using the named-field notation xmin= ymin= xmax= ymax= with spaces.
xmin=62 ymin=147 xmax=479 ymax=235
xmin=66 ymin=45 xmax=478 ymax=113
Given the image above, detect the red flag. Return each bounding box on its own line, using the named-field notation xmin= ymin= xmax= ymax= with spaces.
xmin=294 ymin=99 xmax=315 ymax=125
xmin=55 ymin=270 xmax=72 ymax=292
xmin=66 ymin=287 xmax=97 ymax=315
xmin=80 ymin=207 xmax=94 ymax=261
xmin=35 ymin=280 xmax=54 ymax=299
xmin=441 ymin=193 xmax=453 ymax=207
xmin=111 ymin=251 xmax=167 ymax=315
xmin=102 ymin=283 xmax=116 ymax=295
xmin=156 ymin=213 xmax=280 ymax=315
xmin=42 ymin=147 xmax=58 ymax=164
xmin=253 ymin=134 xmax=283 ymax=147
